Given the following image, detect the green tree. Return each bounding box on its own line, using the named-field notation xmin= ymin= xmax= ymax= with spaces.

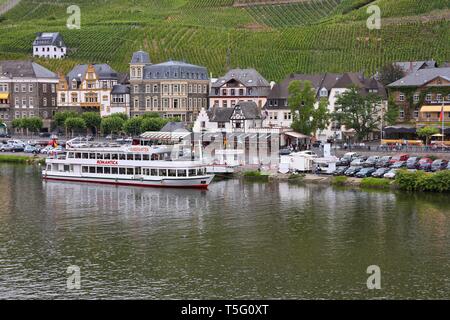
xmin=123 ymin=116 xmax=143 ymax=136
xmin=23 ymin=117 xmax=43 ymax=135
xmin=417 ymin=126 xmax=439 ymax=146
xmin=11 ymin=118 xmax=24 ymax=135
xmin=288 ymin=80 xmax=330 ymax=136
xmin=54 ymin=111 xmax=79 ymax=136
xmin=110 ymin=112 xmax=128 ymax=121
xmin=333 ymin=87 xmax=383 ymax=141
xmin=64 ymin=117 xmax=86 ymax=137
xmin=140 ymin=117 xmax=167 ymax=132
xmin=379 ymin=63 xmax=405 ymax=86
xmin=385 ymin=96 xmax=400 ymax=126
xmin=81 ymin=112 xmax=102 ymax=135
xmin=101 ymin=116 xmax=124 ymax=135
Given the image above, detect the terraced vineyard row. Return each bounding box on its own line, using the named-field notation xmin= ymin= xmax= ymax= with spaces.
xmin=245 ymin=0 xmax=342 ymax=28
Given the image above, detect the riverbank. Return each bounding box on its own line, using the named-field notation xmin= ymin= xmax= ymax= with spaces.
xmin=0 ymin=154 xmax=44 ymax=165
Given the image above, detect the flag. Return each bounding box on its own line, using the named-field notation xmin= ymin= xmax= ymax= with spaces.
xmin=439 ymin=105 xmax=444 ymax=122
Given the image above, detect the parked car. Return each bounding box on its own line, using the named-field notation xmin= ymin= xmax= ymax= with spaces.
xmin=312 ymin=140 xmax=322 ymax=148
xmin=431 ymin=159 xmax=449 ymax=172
xmin=371 ymin=167 xmax=390 ymax=178
xmin=337 ymin=152 xmax=360 ymax=166
xmin=0 ymin=143 xmax=14 ymax=152
xmin=7 ymin=139 xmax=25 ymax=148
xmin=49 ymin=146 xmax=65 ymax=156
xmin=384 ymin=169 xmax=398 ymax=179
xmin=24 ymin=145 xmax=40 ymax=154
xmin=418 ymin=158 xmax=433 ymax=171
xmin=40 ymin=146 xmax=54 ymax=154
xmin=344 ymin=166 xmax=361 ymax=177
xmin=39 ymin=132 xmax=52 ymax=138
xmin=355 ymin=167 xmax=377 ymax=178
xmin=333 ymin=166 xmax=349 ymax=176
xmin=279 ymin=148 xmax=291 ymax=156
xmin=447 ymin=162 xmax=450 ymax=170
xmin=350 ymin=158 xmax=366 ymax=167
xmin=390 ymin=161 xmax=406 ymax=169
xmin=363 ymin=156 xmax=380 ymax=167
xmin=375 ymin=156 xmax=392 ymax=168
xmin=406 ymin=157 xmax=420 ymax=169
xmin=0 ymin=133 xmax=11 ymax=138
xmin=389 ymin=154 xmax=409 ymax=164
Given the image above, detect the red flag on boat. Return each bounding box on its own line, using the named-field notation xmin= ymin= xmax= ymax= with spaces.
xmin=439 ymin=105 xmax=444 ymax=122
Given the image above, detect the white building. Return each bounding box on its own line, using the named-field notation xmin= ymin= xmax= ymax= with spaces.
xmin=193 ymin=101 xmax=263 ymax=133
xmin=33 ymin=32 xmax=67 ymax=59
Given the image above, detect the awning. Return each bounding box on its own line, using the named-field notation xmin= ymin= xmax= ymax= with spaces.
xmin=384 ymin=126 xmax=416 ymax=134
xmin=0 ymin=93 xmax=9 ymax=99
xmin=140 ymin=131 xmax=190 ymax=142
xmin=420 ymin=105 xmax=450 ymax=113
xmin=284 ymin=131 xmax=311 ymax=139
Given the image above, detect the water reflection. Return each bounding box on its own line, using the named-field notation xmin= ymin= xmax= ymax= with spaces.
xmin=0 ymin=164 xmax=448 ymax=299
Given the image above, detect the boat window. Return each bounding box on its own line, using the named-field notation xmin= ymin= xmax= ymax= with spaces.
xmin=135 ymin=167 xmax=141 ymax=175
xmin=177 ymin=169 xmax=186 ymax=177
xmin=64 ymin=165 xmax=70 ymax=172
xmin=89 ymin=167 xmax=96 ymax=173
xmin=127 ymin=168 xmax=134 ymax=175
xmin=189 ymin=169 xmax=196 ymax=176
xmin=111 ymin=167 xmax=118 ymax=175
xmin=82 ymin=166 xmax=88 ymax=173
xmin=159 ymin=169 xmax=167 ymax=176
xmin=112 ymin=154 xmax=118 ymax=160
xmin=135 ymin=154 xmax=142 ymax=161
xmin=197 ymin=168 xmax=203 ymax=175
xmin=119 ymin=168 xmax=126 ymax=175
xmin=75 ymin=153 xmax=81 ymax=159
xmin=97 ymin=153 xmax=103 ymax=160
xmin=47 ymin=165 xmax=51 ymax=170
xmin=143 ymin=154 xmax=150 ymax=161
xmin=97 ymin=167 xmax=103 ymax=174
xmin=104 ymin=153 xmax=111 ymax=160
xmin=104 ymin=167 xmax=111 ymax=174
xmin=82 ymin=153 xmax=89 ymax=159
xmin=168 ymin=169 xmax=177 ymax=177
xmin=151 ymin=169 xmax=158 ymax=176
xmin=89 ymin=153 xmax=96 ymax=159
xmin=68 ymin=152 xmax=74 ymax=159
xmin=127 ymin=154 xmax=133 ymax=161
xmin=119 ymin=154 xmax=126 ymax=160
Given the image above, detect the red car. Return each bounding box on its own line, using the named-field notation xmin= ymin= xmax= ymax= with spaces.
xmin=389 ymin=154 xmax=409 ymax=164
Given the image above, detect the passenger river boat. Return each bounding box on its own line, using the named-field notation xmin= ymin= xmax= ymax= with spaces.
xmin=42 ymin=145 xmax=214 ymax=189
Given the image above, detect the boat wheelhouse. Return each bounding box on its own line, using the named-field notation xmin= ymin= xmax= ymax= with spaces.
xmin=42 ymin=145 xmax=214 ymax=189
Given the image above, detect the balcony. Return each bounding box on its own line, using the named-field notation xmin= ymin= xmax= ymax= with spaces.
xmin=80 ymin=102 xmax=100 ymax=108
xmin=0 ymin=103 xmax=10 ymax=109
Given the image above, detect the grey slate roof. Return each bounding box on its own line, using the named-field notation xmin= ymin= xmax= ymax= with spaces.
xmin=131 ymin=51 xmax=151 ymax=64
xmin=207 ymin=107 xmax=234 ymax=122
xmin=268 ymin=73 xmax=342 ymax=99
xmin=67 ymin=64 xmax=119 ymax=82
xmin=207 ymin=101 xmax=261 ymax=122
xmin=394 ymin=60 xmax=437 ymax=75
xmin=33 ymin=32 xmax=66 ymax=48
xmin=111 ymin=84 xmax=130 ymax=95
xmin=143 ymin=60 xmax=208 ymax=80
xmin=388 ymin=67 xmax=450 ymax=88
xmin=160 ymin=122 xmax=189 ymax=132
xmin=333 ymin=72 xmax=387 ymax=98
xmin=0 ymin=60 xmax=57 ymax=79
xmin=212 ymin=68 xmax=270 ymax=88
xmin=234 ymin=101 xmax=261 ymax=119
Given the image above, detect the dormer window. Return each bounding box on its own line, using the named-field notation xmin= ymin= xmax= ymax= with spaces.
xmin=320 ymin=88 xmax=328 ymax=97
xmin=71 ymin=80 xmax=77 ymax=90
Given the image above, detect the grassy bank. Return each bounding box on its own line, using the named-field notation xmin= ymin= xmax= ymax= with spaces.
xmin=243 ymin=170 xmax=270 ymax=182
xmin=0 ymin=154 xmax=44 ymax=165
xmin=396 ymin=170 xmax=450 ymax=193
xmin=360 ymin=178 xmax=392 ymax=189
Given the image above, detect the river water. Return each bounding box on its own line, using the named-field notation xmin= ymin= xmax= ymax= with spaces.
xmin=0 ymin=164 xmax=448 ymax=299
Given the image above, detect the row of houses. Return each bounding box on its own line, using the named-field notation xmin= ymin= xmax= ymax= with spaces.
xmin=1 ymin=48 xmax=449 ymax=140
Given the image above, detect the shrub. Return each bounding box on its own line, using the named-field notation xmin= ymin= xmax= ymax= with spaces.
xmin=396 ymin=170 xmax=450 ymax=193
xmin=331 ymin=176 xmax=348 ymax=186
xmin=360 ymin=177 xmax=391 ymax=189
